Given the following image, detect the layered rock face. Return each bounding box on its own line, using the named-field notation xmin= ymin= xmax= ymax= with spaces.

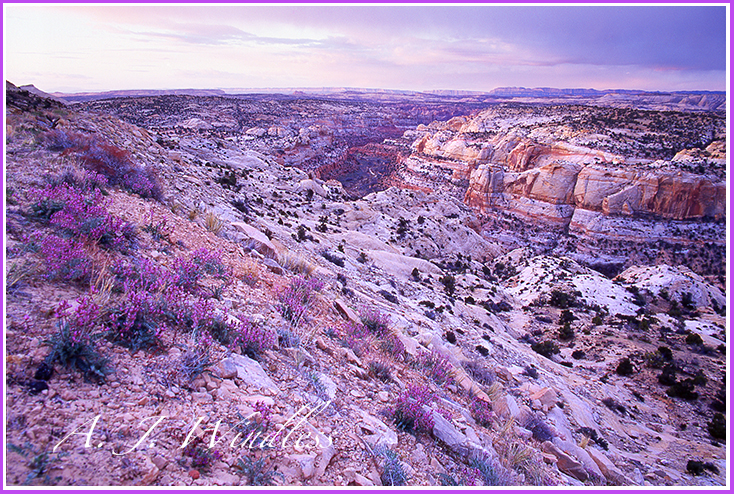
xmin=402 ymin=105 xmax=726 ymax=237
xmin=466 ymin=160 xmax=726 ymax=225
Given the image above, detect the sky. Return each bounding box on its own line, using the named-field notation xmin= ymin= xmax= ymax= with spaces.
xmin=2 ymin=3 xmax=729 ymax=94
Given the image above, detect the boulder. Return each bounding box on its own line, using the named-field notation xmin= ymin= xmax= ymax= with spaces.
xmin=232 ymin=222 xmax=278 ymax=259
xmin=358 ymin=410 xmax=398 ymax=449
xmin=366 ymin=250 xmax=442 ymax=279
xmin=553 ymin=437 xmax=605 ymax=482
xmin=227 ymin=354 xmax=279 ymax=394
xmin=585 ymin=447 xmax=636 ymax=485
xmin=296 ymin=179 xmax=328 ymax=198
xmin=541 ymin=441 xmax=589 ymax=481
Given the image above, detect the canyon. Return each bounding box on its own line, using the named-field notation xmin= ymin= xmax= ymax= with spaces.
xmin=4 ymin=81 xmax=728 ymax=487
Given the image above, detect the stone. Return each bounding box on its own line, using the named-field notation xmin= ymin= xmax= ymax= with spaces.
xmin=334 ymin=298 xmax=360 ymax=324
xmin=359 ymin=410 xmax=398 ymax=449
xmin=232 ymin=222 xmax=278 ymax=259
xmin=261 ymin=257 xmax=284 ymax=275
xmin=214 ymin=358 xmax=238 ymax=379
xmin=151 ymin=455 xmax=168 ymax=470
xmin=188 ymin=469 xmax=200 ymax=480
xmin=431 ymin=409 xmax=467 ymax=455
xmin=541 ymin=441 xmax=588 ymax=482
xmin=553 ymin=437 xmax=605 ymax=482
xmin=530 ymin=387 xmax=559 ymax=408
xmin=290 ymin=454 xmax=316 ymax=479
xmin=228 ymin=353 xmax=279 ymax=394
xmin=586 ymin=447 xmax=636 ymax=485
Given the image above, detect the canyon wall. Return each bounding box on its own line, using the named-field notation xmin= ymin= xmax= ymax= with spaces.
xmin=401 ymin=105 xmax=726 ymax=239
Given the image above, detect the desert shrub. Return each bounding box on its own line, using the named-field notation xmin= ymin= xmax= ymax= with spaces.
xmin=277 ymin=251 xmax=315 ymax=276
xmin=378 ymin=290 xmax=399 ymax=304
xmin=175 ymin=345 xmax=212 ymax=385
xmin=462 ymin=360 xmax=496 ymax=386
xmin=368 ymin=360 xmax=393 ymax=382
xmin=234 ymin=456 xmax=284 ymax=486
xmin=549 ymin=289 xmax=576 ymax=309
xmin=375 ymin=446 xmax=408 ymax=486
xmin=360 ymin=306 xmax=390 ymax=335
xmin=680 ymin=292 xmax=695 ymax=310
xmin=203 ymin=211 xmax=224 ymax=234
xmin=320 ymin=250 xmax=345 ymax=267
xmin=708 ymin=413 xmax=726 ymax=440
xmin=615 ymin=357 xmax=634 ymax=376
xmin=601 ymin=397 xmax=627 ymax=415
xmin=666 ymin=379 xmax=699 ymax=400
xmin=686 ymin=332 xmax=704 ymax=345
xmin=470 ymin=456 xmax=513 ymax=486
xmin=558 ymin=309 xmax=576 ymax=324
xmin=523 ymin=413 xmax=554 ymax=442
xmin=439 ymin=274 xmax=456 ymax=297
xmin=645 ymin=346 xmax=674 ymax=368
xmin=558 ymin=322 xmax=574 ymax=341
xmin=44 ymin=296 xmax=110 ymax=382
xmin=523 ymin=365 xmax=539 ymax=379
xmin=276 ymin=327 xmax=301 ymax=348
xmin=392 ymin=385 xmax=435 ymax=434
xmin=658 ymin=363 xmax=678 ymax=385
xmin=686 ymin=460 xmax=720 ymax=476
xmin=141 ymin=214 xmax=172 ymax=242
xmin=531 ymin=341 xmax=559 ymax=359
xmin=6 ymin=442 xmax=68 ymax=486
xmin=576 ymin=427 xmax=609 ymax=450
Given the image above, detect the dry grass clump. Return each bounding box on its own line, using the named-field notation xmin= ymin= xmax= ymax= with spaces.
xmin=277 ymin=250 xmax=315 ymax=276
xmin=204 ymin=211 xmax=224 ymax=234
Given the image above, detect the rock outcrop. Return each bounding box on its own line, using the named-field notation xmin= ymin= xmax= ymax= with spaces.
xmin=465 ymin=161 xmax=725 ymax=225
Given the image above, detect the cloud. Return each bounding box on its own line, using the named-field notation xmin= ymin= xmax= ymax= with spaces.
xmin=3 ymin=4 xmax=726 ymax=92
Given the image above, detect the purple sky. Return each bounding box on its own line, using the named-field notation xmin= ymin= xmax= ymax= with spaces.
xmin=3 ymin=4 xmax=728 ymax=93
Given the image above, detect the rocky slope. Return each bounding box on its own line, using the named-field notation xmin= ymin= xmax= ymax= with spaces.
xmin=4 ymin=82 xmax=728 ymax=487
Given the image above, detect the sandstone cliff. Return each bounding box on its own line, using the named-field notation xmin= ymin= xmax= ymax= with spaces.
xmin=403 ymin=105 xmax=726 ymax=234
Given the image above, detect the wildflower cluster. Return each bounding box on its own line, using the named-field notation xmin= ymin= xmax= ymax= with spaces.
xmin=359 ymin=306 xmax=390 ymax=335
xmin=392 ymin=384 xmax=435 ymax=434
xmin=416 ymin=349 xmax=455 ymax=385
xmin=173 ymin=248 xmax=227 ymax=293
xmin=41 ymin=129 xmax=163 ymax=200
xmin=31 ymin=173 xmax=136 ymax=259
xmin=470 ymin=397 xmax=494 ymax=427
xmin=44 ymin=295 xmax=110 ymax=382
xmin=40 ymin=235 xmax=93 ymax=282
xmin=277 ymin=276 xmax=323 ymax=325
xmin=107 ymin=250 xmax=240 ymax=352
xmin=342 ymin=320 xmax=373 ymax=357
xmin=230 ymin=319 xmax=276 ymax=360
xmin=182 ymin=439 xmax=223 ymax=472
